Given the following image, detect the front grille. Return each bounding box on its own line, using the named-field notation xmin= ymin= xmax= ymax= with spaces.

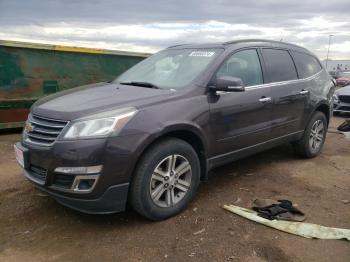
xmin=25 ymin=114 xmax=68 ymax=146
xmin=339 ymin=95 xmax=350 ymax=103
xmin=52 ymin=174 xmax=75 ymax=189
xmin=338 ymin=106 xmax=350 ymax=111
xmin=29 ymin=165 xmax=48 ymax=182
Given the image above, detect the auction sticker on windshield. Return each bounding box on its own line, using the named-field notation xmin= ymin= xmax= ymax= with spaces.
xmin=189 ymin=51 xmax=215 ymax=57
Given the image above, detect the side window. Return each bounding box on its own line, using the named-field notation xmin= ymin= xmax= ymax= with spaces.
xmin=293 ymin=52 xmax=322 ymax=78
xmin=216 ymin=49 xmax=263 ymax=86
xmin=261 ymin=49 xmax=298 ymax=83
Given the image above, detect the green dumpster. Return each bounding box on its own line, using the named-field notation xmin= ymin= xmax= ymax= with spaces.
xmin=0 ymin=40 xmax=149 ymax=129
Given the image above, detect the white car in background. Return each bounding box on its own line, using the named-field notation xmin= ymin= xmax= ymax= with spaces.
xmin=334 ymin=84 xmax=350 ymax=114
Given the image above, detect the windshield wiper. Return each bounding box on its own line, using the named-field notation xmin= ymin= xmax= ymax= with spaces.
xmin=119 ymin=81 xmax=160 ymax=89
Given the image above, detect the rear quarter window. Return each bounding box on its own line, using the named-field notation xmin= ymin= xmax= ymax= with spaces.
xmin=261 ymin=49 xmax=298 ymax=83
xmin=293 ymin=52 xmax=322 ymax=78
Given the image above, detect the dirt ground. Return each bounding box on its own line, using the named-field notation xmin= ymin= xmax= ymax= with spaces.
xmin=0 ymin=116 xmax=349 ymax=262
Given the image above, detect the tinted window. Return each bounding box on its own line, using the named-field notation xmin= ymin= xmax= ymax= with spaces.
xmin=262 ymin=49 xmax=298 ymax=83
xmin=293 ymin=52 xmax=322 ymax=78
xmin=217 ymin=49 xmax=263 ymax=86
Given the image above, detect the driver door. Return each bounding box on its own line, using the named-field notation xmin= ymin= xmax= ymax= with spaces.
xmin=208 ymin=48 xmax=274 ymax=159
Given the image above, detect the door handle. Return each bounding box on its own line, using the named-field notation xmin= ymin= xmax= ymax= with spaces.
xmin=299 ymin=90 xmax=309 ymax=95
xmin=259 ymin=97 xmax=272 ymax=103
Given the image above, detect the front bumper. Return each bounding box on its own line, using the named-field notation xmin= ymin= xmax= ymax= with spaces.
xmin=34 ymin=181 xmax=129 ymax=214
xmin=15 ymin=132 xmax=147 ymax=214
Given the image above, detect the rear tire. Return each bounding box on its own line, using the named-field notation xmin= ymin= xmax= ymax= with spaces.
xmin=293 ymin=111 xmax=328 ymax=158
xmin=129 ymin=138 xmax=200 ymax=220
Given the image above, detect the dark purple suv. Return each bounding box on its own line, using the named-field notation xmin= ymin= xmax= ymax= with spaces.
xmin=15 ymin=39 xmax=335 ymax=220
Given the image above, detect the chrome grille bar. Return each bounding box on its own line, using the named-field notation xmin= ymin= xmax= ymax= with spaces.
xmin=24 ymin=114 xmax=69 ymax=146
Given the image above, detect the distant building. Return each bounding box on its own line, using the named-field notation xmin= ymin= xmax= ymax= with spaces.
xmin=323 ymin=60 xmax=350 ymax=71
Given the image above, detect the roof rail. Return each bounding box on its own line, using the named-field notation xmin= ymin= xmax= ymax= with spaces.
xmin=223 ymin=39 xmax=307 ymax=50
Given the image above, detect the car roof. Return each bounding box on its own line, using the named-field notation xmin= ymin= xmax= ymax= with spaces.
xmin=167 ymin=39 xmax=310 ymax=54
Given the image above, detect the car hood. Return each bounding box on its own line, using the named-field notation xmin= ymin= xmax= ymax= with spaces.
xmin=32 ymin=82 xmax=176 ymax=120
xmin=336 ymin=84 xmax=350 ymax=96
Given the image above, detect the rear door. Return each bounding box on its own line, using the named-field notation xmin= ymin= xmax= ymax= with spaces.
xmin=260 ymin=48 xmax=308 ymax=136
xmin=208 ymin=48 xmax=274 ymax=157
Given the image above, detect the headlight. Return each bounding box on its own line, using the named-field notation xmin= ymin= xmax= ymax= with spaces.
xmin=333 ymin=94 xmax=339 ymax=102
xmin=63 ymin=107 xmax=137 ymax=139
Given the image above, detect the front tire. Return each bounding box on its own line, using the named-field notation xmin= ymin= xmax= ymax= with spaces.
xmin=293 ymin=111 xmax=328 ymax=158
xmin=129 ymin=138 xmax=200 ymax=220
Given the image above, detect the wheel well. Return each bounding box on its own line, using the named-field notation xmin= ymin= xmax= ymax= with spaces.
xmin=164 ymin=130 xmax=207 ymax=181
xmin=315 ymin=104 xmax=330 ymax=124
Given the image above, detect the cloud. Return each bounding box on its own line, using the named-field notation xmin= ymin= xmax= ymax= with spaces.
xmin=0 ymin=0 xmax=349 ymax=59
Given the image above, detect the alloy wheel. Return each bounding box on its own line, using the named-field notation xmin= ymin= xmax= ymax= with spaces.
xmin=309 ymin=120 xmax=324 ymax=151
xmin=150 ymin=154 xmax=192 ymax=208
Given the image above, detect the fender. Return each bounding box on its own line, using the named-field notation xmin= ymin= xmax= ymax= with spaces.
xmin=125 ymin=121 xmax=209 ymax=181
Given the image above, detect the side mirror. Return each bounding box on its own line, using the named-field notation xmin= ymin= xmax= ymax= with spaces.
xmin=209 ymin=76 xmax=245 ymax=92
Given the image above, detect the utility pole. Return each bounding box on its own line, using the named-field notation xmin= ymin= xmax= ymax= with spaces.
xmin=325 ymin=34 xmax=333 ymax=70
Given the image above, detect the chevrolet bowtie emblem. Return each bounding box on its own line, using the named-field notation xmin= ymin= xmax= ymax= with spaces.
xmin=24 ymin=122 xmax=34 ymax=132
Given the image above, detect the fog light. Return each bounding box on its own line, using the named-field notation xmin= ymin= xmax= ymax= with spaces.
xmin=72 ymin=175 xmax=99 ymax=193
xmin=78 ymin=179 xmax=95 ymax=190
xmin=54 ymin=165 xmax=102 ymax=174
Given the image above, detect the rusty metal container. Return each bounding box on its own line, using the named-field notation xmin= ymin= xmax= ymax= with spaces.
xmin=0 ymin=40 xmax=149 ymax=129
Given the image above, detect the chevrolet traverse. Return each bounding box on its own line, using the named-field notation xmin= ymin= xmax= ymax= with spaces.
xmin=15 ymin=40 xmax=335 ymax=220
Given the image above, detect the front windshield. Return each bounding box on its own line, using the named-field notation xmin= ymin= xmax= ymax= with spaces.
xmin=115 ymin=48 xmax=222 ymax=89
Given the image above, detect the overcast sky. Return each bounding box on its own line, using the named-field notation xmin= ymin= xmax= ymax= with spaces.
xmin=0 ymin=0 xmax=349 ymax=59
